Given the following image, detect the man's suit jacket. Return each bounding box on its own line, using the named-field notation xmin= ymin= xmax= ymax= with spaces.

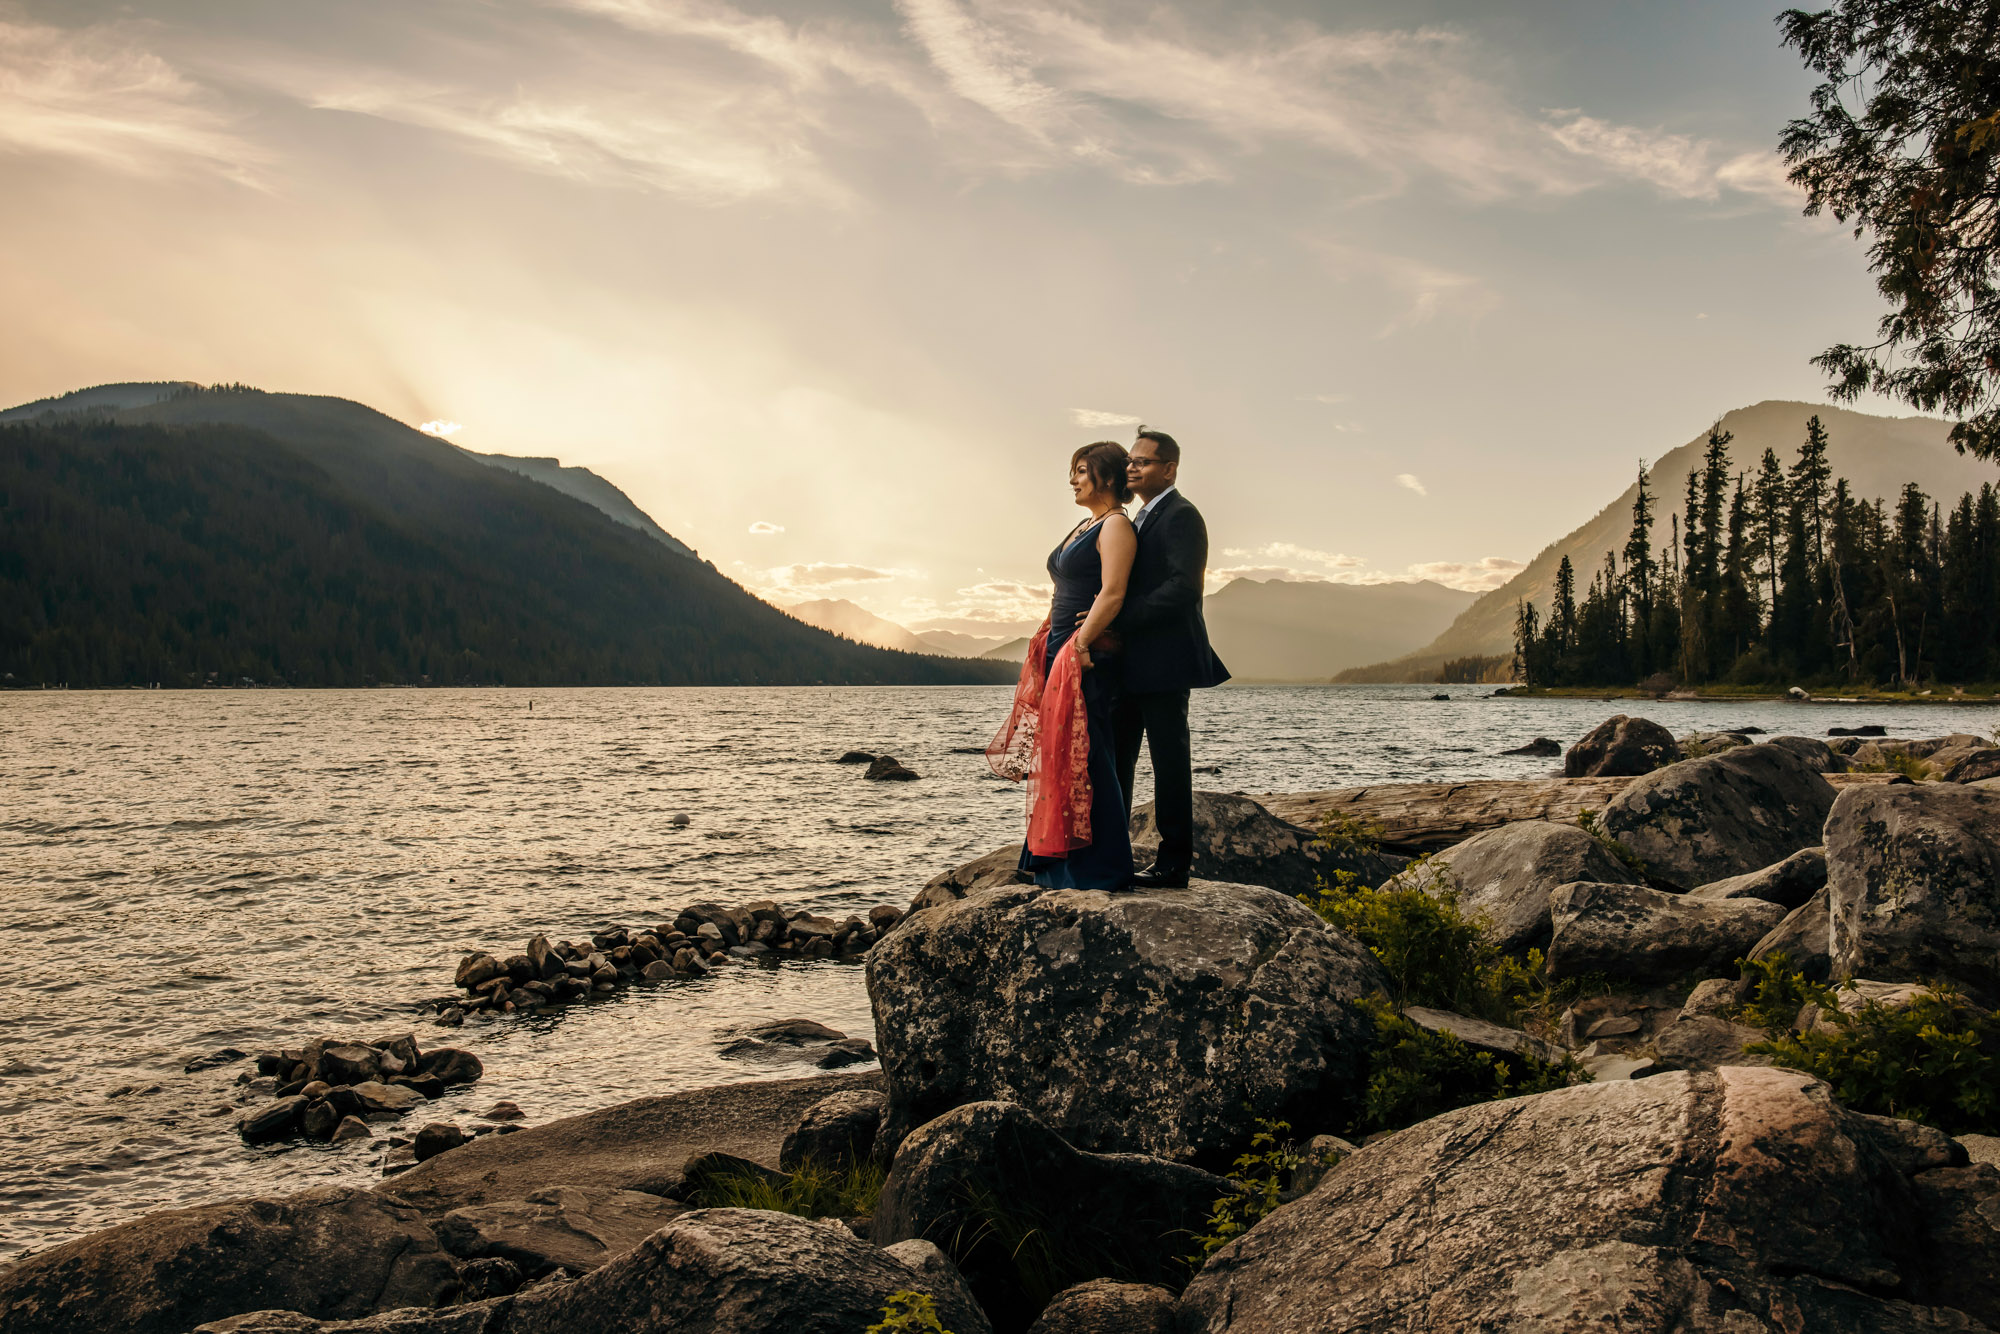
xmin=1115 ymin=489 xmax=1230 ymax=694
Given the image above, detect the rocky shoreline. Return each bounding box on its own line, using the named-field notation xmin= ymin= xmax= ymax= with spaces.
xmin=6 ymin=722 xmax=1999 ymax=1333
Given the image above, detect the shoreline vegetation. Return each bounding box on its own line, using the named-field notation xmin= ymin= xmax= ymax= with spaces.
xmin=1510 ymin=414 xmax=2000 ymax=698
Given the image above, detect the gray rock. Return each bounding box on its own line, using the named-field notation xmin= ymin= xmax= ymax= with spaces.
xmin=874 ymin=1101 xmax=1229 ymax=1331
xmin=311 ymin=1043 xmax=384 ymax=1087
xmin=864 ymin=755 xmax=919 ymax=781
xmin=1678 ymin=729 xmax=1753 ymax=757
xmin=329 ymin=1116 xmax=371 ymax=1144
xmin=868 ymin=880 xmax=1387 ymax=1165
xmin=1826 ymin=783 xmax=2000 ymax=997
xmin=1942 ymin=747 xmax=2000 ymax=784
xmin=0 ymin=1186 xmax=459 ymax=1334
xmin=416 ymin=1048 xmax=482 ymax=1087
xmin=1599 ymin=742 xmax=1838 ymax=890
xmin=1178 ymin=1066 xmax=2000 ymax=1333
xmin=1677 ymin=978 xmax=1739 ymax=1019
xmin=879 ymin=1240 xmax=984 ymax=1329
xmin=1401 ymin=1006 xmax=1563 ymax=1064
xmin=1960 ymin=1135 xmax=2000 ymax=1168
xmin=236 ymin=1095 xmax=308 ymax=1144
xmin=912 ymin=845 xmax=1027 ymax=911
xmin=1747 ymin=886 xmax=1833 ymax=981
xmin=411 ymin=1123 xmax=466 ymax=1162
xmin=779 ymin=1089 xmax=887 ymax=1171
xmin=1026 ymin=1278 xmax=1178 ymax=1333
xmin=1766 ymin=734 xmax=1847 ymax=772
xmin=433 ymin=1186 xmax=685 ymax=1273
xmin=1563 ymin=714 xmax=1679 ymax=777
xmin=1501 ymin=738 xmax=1562 ymax=757
xmin=197 ymin=1208 xmax=995 ymax=1334
xmin=1687 ymin=846 xmax=1827 ymax=910
xmin=1648 ymin=1014 xmax=1771 ymax=1071
xmin=350 ymin=1082 xmax=426 ymax=1115
xmin=1385 ymin=820 xmax=1640 ymax=953
xmin=1546 ymin=882 xmax=1786 ymax=984
xmin=1129 ymin=791 xmax=1405 ymax=897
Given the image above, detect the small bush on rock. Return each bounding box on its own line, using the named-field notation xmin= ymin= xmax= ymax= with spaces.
xmin=687 ymin=1157 xmax=885 ymax=1218
xmin=1356 ymin=1000 xmax=1585 ymax=1136
xmin=1315 ymin=811 xmax=1388 ymax=858
xmin=1735 ymin=953 xmax=1839 ymax=1032
xmin=1575 ymin=808 xmax=1649 ymax=877
xmin=869 ymin=1291 xmax=952 ymax=1334
xmin=1747 ymin=984 xmax=2000 ymax=1135
xmin=1188 ymin=1119 xmax=1324 ymax=1263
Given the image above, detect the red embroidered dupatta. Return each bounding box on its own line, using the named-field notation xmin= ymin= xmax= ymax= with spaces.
xmin=986 ymin=619 xmax=1092 ymax=856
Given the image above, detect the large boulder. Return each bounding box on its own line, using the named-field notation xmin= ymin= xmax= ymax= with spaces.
xmin=1747 ymin=886 xmax=1833 ymax=981
xmin=1943 ymin=747 xmax=2000 ymax=783
xmin=0 ymin=1186 xmax=459 ymax=1334
xmin=873 ymin=1101 xmax=1227 ymax=1333
xmin=1826 ymin=783 xmax=2000 ymax=997
xmin=198 ymin=1208 xmax=993 ymax=1334
xmin=779 ymin=1089 xmax=887 ymax=1171
xmin=1765 ymin=734 xmax=1846 ymax=772
xmin=1686 ymin=846 xmax=1827 ymax=910
xmin=431 ymin=1186 xmax=685 ymax=1274
xmin=868 ymin=881 xmax=1387 ymax=1165
xmin=1598 ymin=742 xmax=1838 ymax=890
xmin=1128 ymin=792 xmax=1405 ymax=895
xmin=1563 ymin=715 xmax=1679 ymax=777
xmin=1179 ymin=1066 xmax=2000 ymax=1332
xmin=1545 ymin=882 xmax=1786 ymax=984
xmin=1384 ymin=820 xmax=1640 ymax=953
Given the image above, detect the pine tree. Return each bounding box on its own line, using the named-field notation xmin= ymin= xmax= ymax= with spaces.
xmin=1622 ymin=465 xmax=1657 ymax=673
xmin=1790 ymin=414 xmax=1833 ymax=567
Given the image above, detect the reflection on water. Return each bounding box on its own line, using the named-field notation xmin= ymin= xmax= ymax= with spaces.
xmin=0 ymin=685 xmax=1991 ymax=1257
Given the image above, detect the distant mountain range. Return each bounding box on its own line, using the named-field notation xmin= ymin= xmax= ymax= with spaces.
xmin=0 ymin=383 xmax=1014 ymax=688
xmin=784 ymin=599 xmax=1017 ymax=657
xmin=1341 ymin=401 xmax=2000 ymax=682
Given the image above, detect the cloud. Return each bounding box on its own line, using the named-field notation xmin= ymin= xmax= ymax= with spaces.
xmin=1544 ymin=112 xmax=1801 ymax=204
xmin=747 ymin=519 xmax=784 ymax=533
xmin=1396 ymin=473 xmax=1427 ymax=496
xmin=418 ymin=419 xmax=463 ymax=437
xmin=1208 ymin=544 xmax=1524 ymax=592
xmin=896 ymin=578 xmax=1055 ymax=625
xmin=0 ymin=17 xmax=263 ymax=184
xmin=1406 ymin=556 xmax=1525 ymax=592
xmin=1297 ymin=393 xmax=1348 ymax=405
xmin=894 ymin=0 xmax=1064 ymax=140
xmin=1071 ymin=407 xmax=1141 ymax=427
xmin=1313 ymin=239 xmax=1498 ymax=336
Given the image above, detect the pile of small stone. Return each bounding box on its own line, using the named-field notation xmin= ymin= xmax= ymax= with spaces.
xmin=441 ymin=899 xmax=908 ymax=1020
xmin=232 ymin=1034 xmax=483 ymax=1146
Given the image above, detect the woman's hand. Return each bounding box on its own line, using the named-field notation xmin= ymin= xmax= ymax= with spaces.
xmin=1076 ymin=641 xmax=1095 ymax=671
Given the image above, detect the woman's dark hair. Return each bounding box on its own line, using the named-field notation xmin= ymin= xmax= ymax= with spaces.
xmin=1071 ymin=440 xmax=1133 ymax=504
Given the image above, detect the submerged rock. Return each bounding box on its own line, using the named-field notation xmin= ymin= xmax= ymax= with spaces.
xmin=869 ymin=880 xmax=1386 ymax=1165
xmin=1599 ymin=742 xmax=1838 ymax=890
xmin=1501 ymin=737 xmax=1562 ymax=757
xmin=0 ymin=1186 xmax=459 ymax=1334
xmin=864 ymin=755 xmax=920 ymax=781
xmin=1563 ymin=714 xmax=1679 ymax=778
xmin=1826 ymin=782 xmax=2000 ymax=997
xmin=1179 ymin=1066 xmax=2000 ymax=1333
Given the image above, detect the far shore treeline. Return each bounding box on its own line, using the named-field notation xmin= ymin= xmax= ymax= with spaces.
xmin=0 ymin=414 xmax=1017 ymax=689
xmin=1514 ymin=415 xmax=2000 ymax=691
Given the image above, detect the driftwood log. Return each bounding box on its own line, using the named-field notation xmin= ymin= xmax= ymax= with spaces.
xmin=1255 ymin=772 xmax=1892 ymax=855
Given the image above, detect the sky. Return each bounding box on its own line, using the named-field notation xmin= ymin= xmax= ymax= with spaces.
xmin=0 ymin=0 xmax=1917 ymax=634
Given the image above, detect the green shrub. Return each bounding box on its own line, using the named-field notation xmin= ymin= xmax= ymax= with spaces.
xmin=1734 ymin=953 xmax=1839 ymax=1033
xmin=869 ymin=1291 xmax=952 ymax=1334
xmin=1355 ymin=999 xmax=1587 ymax=1136
xmin=1188 ymin=1118 xmax=1324 ymax=1263
xmin=685 ymin=1157 xmax=885 ymax=1218
xmin=1301 ymin=865 xmax=1545 ymax=1025
xmin=1747 ymin=984 xmax=2000 ymax=1134
xmin=1576 ymin=808 xmax=1649 ymax=877
xmin=1315 ymin=810 xmax=1389 ymax=858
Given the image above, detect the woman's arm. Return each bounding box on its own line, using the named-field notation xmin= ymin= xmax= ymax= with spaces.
xmin=1075 ymin=515 xmax=1135 ymax=668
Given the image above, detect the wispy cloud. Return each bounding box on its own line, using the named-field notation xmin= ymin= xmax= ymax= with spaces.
xmin=1544 ymin=112 xmax=1800 ymax=204
xmin=1396 ymin=473 xmax=1427 ymax=496
xmin=1314 ymin=240 xmax=1499 ymax=336
xmin=418 ymin=419 xmax=463 ymax=437
xmin=1210 ymin=542 xmax=1522 ymax=592
xmin=747 ymin=519 xmax=784 ymax=533
xmin=894 ymin=0 xmax=1063 ymax=139
xmin=0 ymin=17 xmax=263 ymax=184
xmin=1407 ymin=556 xmax=1525 ymax=591
xmin=1071 ymin=407 xmax=1140 ymax=427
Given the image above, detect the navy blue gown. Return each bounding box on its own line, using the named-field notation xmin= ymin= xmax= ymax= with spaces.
xmin=1018 ymin=519 xmax=1135 ymax=891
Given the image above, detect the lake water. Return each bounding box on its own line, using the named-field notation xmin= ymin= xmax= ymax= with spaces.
xmin=2 ymin=684 xmax=1994 ymax=1259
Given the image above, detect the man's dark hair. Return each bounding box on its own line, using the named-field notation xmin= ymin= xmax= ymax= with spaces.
xmin=1134 ymin=426 xmax=1180 ymax=464
xmin=1072 ymin=441 xmax=1134 ymax=504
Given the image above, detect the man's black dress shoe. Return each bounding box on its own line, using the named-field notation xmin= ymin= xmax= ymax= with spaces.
xmin=1130 ymin=865 xmax=1190 ymax=889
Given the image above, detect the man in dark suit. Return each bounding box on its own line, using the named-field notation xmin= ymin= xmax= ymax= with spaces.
xmin=1113 ymin=427 xmax=1229 ymax=889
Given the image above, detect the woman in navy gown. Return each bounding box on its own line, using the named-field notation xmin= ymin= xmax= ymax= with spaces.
xmin=1006 ymin=441 xmax=1137 ymax=890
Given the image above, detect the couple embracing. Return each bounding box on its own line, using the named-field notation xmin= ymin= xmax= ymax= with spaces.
xmin=988 ymin=428 xmax=1229 ymax=892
